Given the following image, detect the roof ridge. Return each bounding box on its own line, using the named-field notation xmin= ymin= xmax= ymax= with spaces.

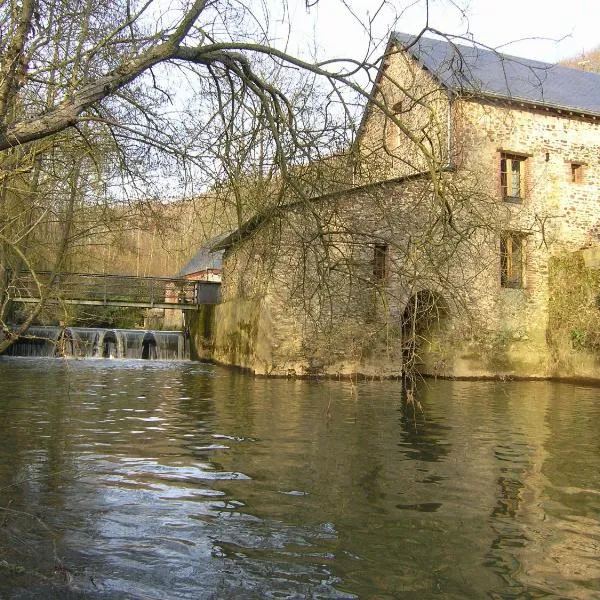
xmin=390 ymin=31 xmax=600 ymax=117
xmin=391 ymin=31 xmax=557 ymax=70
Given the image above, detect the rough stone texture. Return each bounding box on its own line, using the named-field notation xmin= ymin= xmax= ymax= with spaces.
xmin=214 ymin=177 xmax=493 ymax=377
xmin=357 ymin=44 xmax=450 ymax=181
xmin=448 ymin=98 xmax=600 ymax=378
xmin=208 ymin=44 xmax=600 ymax=380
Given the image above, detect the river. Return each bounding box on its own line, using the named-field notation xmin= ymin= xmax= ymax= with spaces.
xmin=0 ymin=357 xmax=598 ymax=599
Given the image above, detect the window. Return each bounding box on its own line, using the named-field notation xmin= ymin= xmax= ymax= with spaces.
xmin=385 ymin=101 xmax=403 ymax=151
xmin=571 ymin=162 xmax=584 ymax=184
xmin=386 ymin=123 xmax=400 ymax=151
xmin=500 ymin=153 xmax=526 ymax=202
xmin=373 ymin=243 xmax=389 ymax=281
xmin=500 ymin=233 xmax=524 ymax=288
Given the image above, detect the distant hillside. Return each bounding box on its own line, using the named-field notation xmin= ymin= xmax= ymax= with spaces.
xmin=561 ymin=47 xmax=600 ymax=73
xmin=68 ymin=194 xmax=237 ymax=278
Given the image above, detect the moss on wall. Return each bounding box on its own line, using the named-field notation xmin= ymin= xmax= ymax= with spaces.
xmin=210 ymin=298 xmax=271 ymax=372
xmin=188 ymin=305 xmax=215 ymax=361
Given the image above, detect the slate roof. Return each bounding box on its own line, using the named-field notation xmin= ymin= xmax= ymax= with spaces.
xmin=392 ymin=32 xmax=600 ymax=116
xmin=178 ymin=234 xmax=225 ymax=277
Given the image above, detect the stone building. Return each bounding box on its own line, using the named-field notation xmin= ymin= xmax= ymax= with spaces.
xmin=163 ymin=236 xmax=224 ymax=329
xmin=177 ymin=236 xmax=225 ymax=283
xmin=195 ymin=33 xmax=600 ymax=379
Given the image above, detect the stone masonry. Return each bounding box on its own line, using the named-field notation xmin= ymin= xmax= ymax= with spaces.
xmin=200 ymin=34 xmax=600 ymax=379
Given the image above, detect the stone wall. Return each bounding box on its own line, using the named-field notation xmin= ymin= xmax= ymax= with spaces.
xmin=210 ymin=176 xmax=504 ymax=377
xmin=357 ymin=42 xmax=450 ymax=181
xmin=444 ymin=99 xmax=600 ymax=377
xmin=205 ymin=51 xmax=600 ymax=380
xmin=456 ymin=98 xmax=600 ymax=251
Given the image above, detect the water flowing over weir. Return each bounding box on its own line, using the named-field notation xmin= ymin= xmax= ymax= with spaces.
xmin=5 ymin=326 xmax=188 ymax=360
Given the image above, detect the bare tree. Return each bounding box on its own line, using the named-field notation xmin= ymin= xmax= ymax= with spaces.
xmin=1 ymin=0 xmax=504 ymax=359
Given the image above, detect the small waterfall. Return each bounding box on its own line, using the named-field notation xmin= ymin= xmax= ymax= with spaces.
xmin=120 ymin=330 xmax=148 ymax=359
xmin=141 ymin=332 xmax=157 ymax=360
xmin=5 ymin=326 xmax=188 ymax=360
xmin=5 ymin=326 xmax=61 ymax=357
xmin=156 ymin=331 xmax=186 ymax=360
xmin=90 ymin=330 xmax=121 ymax=358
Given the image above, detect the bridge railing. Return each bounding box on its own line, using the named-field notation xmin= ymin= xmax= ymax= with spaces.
xmin=5 ymin=270 xmax=206 ymax=307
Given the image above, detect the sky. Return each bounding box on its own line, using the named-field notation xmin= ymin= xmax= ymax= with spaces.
xmin=281 ymin=0 xmax=599 ymax=65
xmin=148 ymin=0 xmax=600 ymax=197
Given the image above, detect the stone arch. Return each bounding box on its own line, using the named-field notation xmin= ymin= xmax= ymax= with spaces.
xmin=141 ymin=331 xmax=157 ymax=359
xmin=55 ymin=327 xmax=75 ymax=357
xmin=102 ymin=330 xmax=119 ymax=358
xmin=401 ymin=290 xmax=448 ymax=376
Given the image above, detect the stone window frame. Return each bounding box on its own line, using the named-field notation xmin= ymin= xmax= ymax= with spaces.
xmin=372 ymin=243 xmax=389 ymax=282
xmin=500 ymin=231 xmax=525 ymax=289
xmin=384 ymin=101 xmax=404 ymax=152
xmin=500 ymin=152 xmax=527 ymax=203
xmin=569 ymin=161 xmax=585 ymax=184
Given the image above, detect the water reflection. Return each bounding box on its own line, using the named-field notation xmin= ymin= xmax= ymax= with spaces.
xmin=0 ymin=358 xmax=599 ymax=599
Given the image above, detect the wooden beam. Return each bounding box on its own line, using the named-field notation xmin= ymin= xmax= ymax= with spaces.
xmin=11 ymin=298 xmax=208 ymax=310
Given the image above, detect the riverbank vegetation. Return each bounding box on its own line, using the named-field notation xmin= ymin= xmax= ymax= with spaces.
xmin=0 ymin=0 xmax=369 ymax=350
xmin=548 ymin=251 xmax=600 ymax=374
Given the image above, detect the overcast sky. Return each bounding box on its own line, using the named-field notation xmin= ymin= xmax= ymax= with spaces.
xmin=281 ymin=0 xmax=598 ymax=64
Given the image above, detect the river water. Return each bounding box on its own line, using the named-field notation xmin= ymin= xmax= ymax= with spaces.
xmin=0 ymin=357 xmax=598 ymax=599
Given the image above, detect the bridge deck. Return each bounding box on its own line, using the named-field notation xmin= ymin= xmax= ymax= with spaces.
xmin=14 ymin=297 xmax=203 ymax=310
xmin=6 ymin=270 xmax=220 ymax=309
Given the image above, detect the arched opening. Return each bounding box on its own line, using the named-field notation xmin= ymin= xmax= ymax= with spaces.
xmin=55 ymin=328 xmax=75 ymax=357
xmin=141 ymin=332 xmax=157 ymax=359
xmin=401 ymin=290 xmax=448 ymax=377
xmin=102 ymin=331 xmax=118 ymax=358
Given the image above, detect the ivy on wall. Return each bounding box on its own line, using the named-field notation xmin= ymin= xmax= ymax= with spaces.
xmin=548 ymin=252 xmax=600 ymax=355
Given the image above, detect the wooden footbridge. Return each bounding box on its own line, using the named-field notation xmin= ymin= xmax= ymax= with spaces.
xmin=5 ymin=270 xmax=220 ymax=310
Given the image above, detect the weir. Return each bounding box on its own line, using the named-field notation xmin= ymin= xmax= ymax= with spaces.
xmin=5 ymin=326 xmax=188 ymax=360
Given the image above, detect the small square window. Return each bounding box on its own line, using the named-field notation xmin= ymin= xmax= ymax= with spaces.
xmin=373 ymin=243 xmax=389 ymax=281
xmin=571 ymin=162 xmax=584 ymax=184
xmin=500 ymin=153 xmax=526 ymax=202
xmin=500 ymin=233 xmax=524 ymax=288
